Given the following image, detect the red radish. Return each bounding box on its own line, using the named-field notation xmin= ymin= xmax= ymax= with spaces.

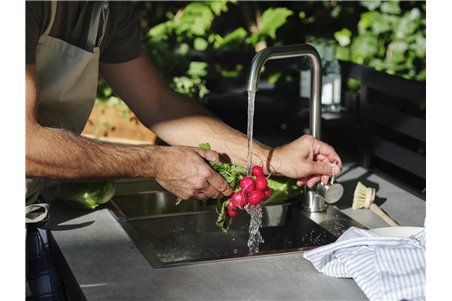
xmin=248 ymin=190 xmax=265 ymax=206
xmin=262 ymin=187 xmax=271 ymax=200
xmin=231 ymin=191 xmax=247 ymax=209
xmin=255 ymin=176 xmax=268 ymax=191
xmin=226 ymin=201 xmax=236 ymax=211
xmin=252 ymin=165 xmax=265 ymax=177
xmin=226 ymin=208 xmax=237 ymax=218
xmin=226 ymin=201 xmax=237 ymax=218
xmin=240 ymin=176 xmax=256 ymax=194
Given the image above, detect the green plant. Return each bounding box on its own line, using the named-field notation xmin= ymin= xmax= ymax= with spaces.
xmin=143 ymin=1 xmax=235 ymax=102
xmin=334 ymin=0 xmax=425 ymax=81
xmin=96 ymin=1 xmax=426 ymax=109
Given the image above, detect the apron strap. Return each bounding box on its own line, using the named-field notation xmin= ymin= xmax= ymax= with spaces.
xmin=86 ymin=1 xmax=109 ymax=51
xmin=43 ymin=0 xmax=57 ymax=36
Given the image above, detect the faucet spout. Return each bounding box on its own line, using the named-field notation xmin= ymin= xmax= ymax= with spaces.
xmin=246 ymin=44 xmax=322 ymax=138
xmin=247 ymin=44 xmax=326 ymax=212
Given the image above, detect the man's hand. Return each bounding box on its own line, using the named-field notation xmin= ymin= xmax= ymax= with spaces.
xmin=154 ymin=146 xmax=234 ymax=201
xmin=270 ymin=135 xmax=342 ymax=188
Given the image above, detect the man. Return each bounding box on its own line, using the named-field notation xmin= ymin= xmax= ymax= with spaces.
xmin=26 ymin=1 xmax=341 ymax=202
xmin=26 ymin=1 xmax=341 ymax=299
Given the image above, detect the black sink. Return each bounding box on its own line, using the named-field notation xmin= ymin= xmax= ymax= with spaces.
xmin=109 ymin=181 xmax=365 ymax=268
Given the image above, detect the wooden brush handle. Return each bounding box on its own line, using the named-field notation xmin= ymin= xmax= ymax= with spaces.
xmin=369 ymin=204 xmax=399 ymax=227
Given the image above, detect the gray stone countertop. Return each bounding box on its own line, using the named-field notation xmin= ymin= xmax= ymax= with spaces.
xmin=49 ymin=163 xmax=425 ymax=301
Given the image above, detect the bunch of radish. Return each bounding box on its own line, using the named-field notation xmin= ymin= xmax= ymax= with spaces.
xmin=226 ymin=165 xmax=271 ymax=218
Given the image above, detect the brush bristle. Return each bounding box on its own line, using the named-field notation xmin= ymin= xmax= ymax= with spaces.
xmin=352 ymin=181 xmax=374 ymax=209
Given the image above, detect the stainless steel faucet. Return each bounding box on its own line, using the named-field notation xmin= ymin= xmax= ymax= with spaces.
xmin=246 ymin=43 xmax=327 ymax=212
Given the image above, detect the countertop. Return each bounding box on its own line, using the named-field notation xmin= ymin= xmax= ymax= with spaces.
xmin=49 ymin=163 xmax=425 ymax=301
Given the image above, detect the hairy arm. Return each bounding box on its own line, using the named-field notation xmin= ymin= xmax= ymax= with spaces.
xmin=26 ymin=64 xmax=232 ymax=200
xmin=100 ymin=55 xmax=271 ymax=169
xmin=100 ymin=55 xmax=342 ymax=184
xmin=26 ymin=64 xmax=161 ymax=180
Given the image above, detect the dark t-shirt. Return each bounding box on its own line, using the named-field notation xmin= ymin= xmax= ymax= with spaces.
xmin=26 ymin=1 xmax=144 ymax=64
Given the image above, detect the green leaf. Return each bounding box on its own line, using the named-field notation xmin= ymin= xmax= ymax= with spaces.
xmin=208 ymin=0 xmax=230 ymax=16
xmin=215 ymin=27 xmax=247 ymax=51
xmin=395 ymin=8 xmax=421 ymax=40
xmin=263 ymin=177 xmax=303 ymax=206
xmin=331 ymin=6 xmax=341 ymax=18
xmin=334 ymin=28 xmax=352 ymax=47
xmin=198 ymin=142 xmax=246 ymax=190
xmin=360 ymin=0 xmax=381 ymax=11
xmin=412 ymin=35 xmax=426 ymax=58
xmin=187 ymin=61 xmax=208 ymax=77
xmin=216 ymin=64 xmax=243 ymax=79
xmin=216 ymin=200 xmax=230 ymax=234
xmin=358 ymin=11 xmax=380 ymax=33
xmin=247 ymin=7 xmax=293 ymax=45
xmin=194 ymin=37 xmax=208 ymax=51
xmin=175 ymin=2 xmax=213 ymax=38
xmin=176 ymin=43 xmax=190 ymax=55
xmin=335 ymin=46 xmax=350 ymax=61
xmin=346 ymin=79 xmax=361 ymax=92
xmin=350 ymin=33 xmax=379 ymax=64
xmin=199 ymin=143 xmax=211 ymax=150
xmin=380 ymin=1 xmax=401 ymax=15
xmin=267 ymin=72 xmax=282 ymax=85
xmin=260 ymin=7 xmax=293 ymax=39
xmin=371 ymin=14 xmax=397 ymax=35
xmin=386 ymin=40 xmax=409 ymax=65
xmin=209 ymin=161 xmax=246 ymax=190
xmin=147 ymin=22 xmax=171 ymax=42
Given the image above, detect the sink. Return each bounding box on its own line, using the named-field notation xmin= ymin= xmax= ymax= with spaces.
xmin=109 ymin=179 xmax=365 ymax=268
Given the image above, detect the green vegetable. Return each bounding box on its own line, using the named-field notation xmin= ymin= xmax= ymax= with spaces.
xmin=176 ymin=143 xmax=303 ymax=233
xmin=54 ymin=181 xmax=116 ymax=210
xmin=209 ymin=161 xmax=246 ymax=190
xmin=175 ymin=143 xmax=246 ymax=205
xmin=264 ymin=177 xmax=303 ymax=206
xmin=199 ymin=142 xmax=247 ymax=189
xmin=215 ymin=200 xmax=231 ymax=234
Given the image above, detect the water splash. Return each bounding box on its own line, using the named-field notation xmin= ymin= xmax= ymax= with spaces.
xmin=245 ymin=205 xmax=264 ymax=253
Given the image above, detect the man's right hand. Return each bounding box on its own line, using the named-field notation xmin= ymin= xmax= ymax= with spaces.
xmin=154 ymin=146 xmax=234 ymax=201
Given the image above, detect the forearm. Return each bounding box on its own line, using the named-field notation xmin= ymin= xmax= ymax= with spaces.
xmin=26 ymin=123 xmax=161 ymax=180
xmin=99 ymin=56 xmax=271 ymax=171
xmin=150 ymin=90 xmax=271 ymax=169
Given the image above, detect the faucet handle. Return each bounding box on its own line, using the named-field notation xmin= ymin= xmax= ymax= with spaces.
xmin=315 ymin=161 xmax=344 ymax=204
xmin=316 ymin=181 xmax=344 ymax=204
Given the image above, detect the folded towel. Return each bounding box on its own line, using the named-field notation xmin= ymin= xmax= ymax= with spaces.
xmin=304 ymin=227 xmax=426 ymax=301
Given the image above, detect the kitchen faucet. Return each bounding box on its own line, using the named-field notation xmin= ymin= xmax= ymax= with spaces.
xmin=246 ymin=44 xmax=327 ymax=212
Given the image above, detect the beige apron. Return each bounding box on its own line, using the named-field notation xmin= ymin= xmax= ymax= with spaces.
xmin=26 ymin=0 xmax=109 ymax=210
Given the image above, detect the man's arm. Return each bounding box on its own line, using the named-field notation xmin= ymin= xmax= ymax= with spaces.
xmin=25 ymin=64 xmax=232 ymax=200
xmin=100 ymin=55 xmax=342 ymax=184
xmin=100 ymin=55 xmax=270 ymax=169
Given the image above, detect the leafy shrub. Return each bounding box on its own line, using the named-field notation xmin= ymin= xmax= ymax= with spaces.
xmin=97 ymin=0 xmax=425 ymax=106
xmin=334 ymin=1 xmax=425 ymax=81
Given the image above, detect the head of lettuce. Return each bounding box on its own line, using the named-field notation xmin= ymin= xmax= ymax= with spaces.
xmin=53 ymin=181 xmax=116 ymax=210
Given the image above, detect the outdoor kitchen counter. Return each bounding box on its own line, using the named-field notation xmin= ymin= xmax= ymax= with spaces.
xmin=49 ymin=163 xmax=426 ymax=301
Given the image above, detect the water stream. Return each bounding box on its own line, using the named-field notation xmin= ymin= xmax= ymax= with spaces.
xmin=245 ymin=205 xmax=264 ymax=253
xmin=246 ymin=90 xmax=256 ymax=175
xmin=246 ymin=90 xmax=264 ymax=254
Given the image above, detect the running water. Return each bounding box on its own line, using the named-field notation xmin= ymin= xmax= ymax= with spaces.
xmin=245 ymin=89 xmax=264 ymax=254
xmin=246 ymin=90 xmax=256 ymax=175
xmin=245 ymin=205 xmax=264 ymax=253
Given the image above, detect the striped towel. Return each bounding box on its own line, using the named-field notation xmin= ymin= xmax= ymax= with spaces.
xmin=304 ymin=227 xmax=426 ymax=301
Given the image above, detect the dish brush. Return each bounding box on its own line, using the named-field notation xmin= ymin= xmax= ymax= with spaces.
xmin=353 ymin=181 xmax=399 ymax=227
